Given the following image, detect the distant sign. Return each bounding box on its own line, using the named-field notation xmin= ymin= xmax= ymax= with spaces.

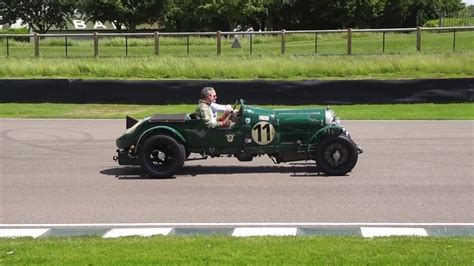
xmin=0 ymin=19 xmax=124 ymax=31
xmin=71 ymin=20 xmax=124 ymax=30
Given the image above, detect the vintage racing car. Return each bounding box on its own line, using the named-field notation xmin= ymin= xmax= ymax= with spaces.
xmin=114 ymin=99 xmax=363 ymax=177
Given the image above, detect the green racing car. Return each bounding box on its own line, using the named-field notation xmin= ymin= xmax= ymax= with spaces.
xmin=114 ymin=99 xmax=363 ymax=177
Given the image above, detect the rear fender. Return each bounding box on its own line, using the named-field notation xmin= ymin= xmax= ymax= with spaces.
xmin=136 ymin=126 xmax=186 ymax=153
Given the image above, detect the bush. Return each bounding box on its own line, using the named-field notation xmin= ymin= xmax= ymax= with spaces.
xmin=0 ymin=28 xmax=30 ymax=42
xmin=0 ymin=28 xmax=29 ymax=34
xmin=424 ymin=20 xmax=439 ymax=27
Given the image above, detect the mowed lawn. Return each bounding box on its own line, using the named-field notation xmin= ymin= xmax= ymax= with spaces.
xmin=1 ymin=236 xmax=473 ymax=264
xmin=0 ymin=103 xmax=472 ymax=120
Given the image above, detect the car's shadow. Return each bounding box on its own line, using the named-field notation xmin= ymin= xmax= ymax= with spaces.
xmin=100 ymin=162 xmax=332 ymax=180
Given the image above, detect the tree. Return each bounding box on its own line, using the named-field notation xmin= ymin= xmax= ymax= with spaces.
xmin=309 ymin=0 xmax=387 ymax=29
xmin=79 ymin=0 xmax=165 ymax=31
xmin=381 ymin=0 xmax=464 ymax=27
xmin=1 ymin=0 xmax=76 ymax=33
xmin=162 ymin=0 xmax=202 ymax=31
xmin=198 ymin=0 xmax=268 ymax=31
xmin=350 ymin=0 xmax=387 ymax=28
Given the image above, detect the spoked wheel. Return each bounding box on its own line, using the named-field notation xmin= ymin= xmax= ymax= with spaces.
xmin=316 ymin=134 xmax=358 ymax=176
xmin=139 ymin=135 xmax=185 ymax=178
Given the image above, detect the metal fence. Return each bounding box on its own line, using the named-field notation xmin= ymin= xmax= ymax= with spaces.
xmin=438 ymin=10 xmax=473 ymax=27
xmin=0 ymin=27 xmax=473 ymax=57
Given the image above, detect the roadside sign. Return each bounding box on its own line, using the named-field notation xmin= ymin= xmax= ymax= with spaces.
xmin=231 ymin=38 xmax=241 ymax=48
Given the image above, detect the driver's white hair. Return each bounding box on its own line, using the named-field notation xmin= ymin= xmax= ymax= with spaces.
xmin=201 ymin=87 xmax=215 ymax=99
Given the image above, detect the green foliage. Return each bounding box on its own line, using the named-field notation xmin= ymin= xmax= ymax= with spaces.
xmin=198 ymin=0 xmax=269 ymax=31
xmin=424 ymin=20 xmax=439 ymax=27
xmin=79 ymin=0 xmax=166 ymax=31
xmin=2 ymin=0 xmax=467 ymax=32
xmin=425 ymin=17 xmax=474 ymax=27
xmin=0 ymin=28 xmax=29 ymax=34
xmin=162 ymin=0 xmax=203 ymax=31
xmin=1 ymin=0 xmax=77 ymax=33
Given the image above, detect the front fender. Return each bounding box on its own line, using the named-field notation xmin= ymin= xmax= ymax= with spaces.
xmin=310 ymin=126 xmax=346 ymax=144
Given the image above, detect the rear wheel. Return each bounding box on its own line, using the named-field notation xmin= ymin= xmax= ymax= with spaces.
xmin=316 ymin=134 xmax=358 ymax=176
xmin=139 ymin=135 xmax=185 ymax=178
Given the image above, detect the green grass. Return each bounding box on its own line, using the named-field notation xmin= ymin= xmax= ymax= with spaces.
xmin=1 ymin=31 xmax=472 ymax=80
xmin=1 ymin=236 xmax=473 ymax=264
xmin=0 ymin=103 xmax=472 ymax=120
xmin=1 ymin=31 xmax=473 ymax=57
xmin=0 ymin=53 xmax=473 ymax=80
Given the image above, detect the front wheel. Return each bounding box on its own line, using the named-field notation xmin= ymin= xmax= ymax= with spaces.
xmin=139 ymin=135 xmax=185 ymax=178
xmin=316 ymin=134 xmax=358 ymax=176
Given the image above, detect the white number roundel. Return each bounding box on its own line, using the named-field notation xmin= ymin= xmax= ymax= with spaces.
xmin=251 ymin=122 xmax=275 ymax=145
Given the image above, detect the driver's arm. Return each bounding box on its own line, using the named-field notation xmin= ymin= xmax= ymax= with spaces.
xmin=211 ymin=103 xmax=232 ymax=113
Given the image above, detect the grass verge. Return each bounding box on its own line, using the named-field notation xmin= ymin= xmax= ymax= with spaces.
xmin=0 ymin=103 xmax=472 ymax=120
xmin=1 ymin=236 xmax=473 ymax=264
xmin=0 ymin=53 xmax=473 ymax=80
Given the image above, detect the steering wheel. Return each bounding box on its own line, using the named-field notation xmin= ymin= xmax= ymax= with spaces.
xmin=230 ymin=100 xmax=242 ymax=119
xmin=232 ymin=100 xmax=239 ymax=112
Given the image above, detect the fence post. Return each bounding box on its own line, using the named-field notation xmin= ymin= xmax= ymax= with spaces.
xmin=34 ymin=32 xmax=40 ymax=57
xmin=65 ymin=36 xmax=68 ymax=57
xmin=453 ymin=31 xmax=456 ymax=52
xmin=382 ymin=32 xmax=386 ymax=53
xmin=216 ymin=31 xmax=222 ymax=56
xmin=347 ymin=28 xmax=352 ymax=55
xmin=250 ymin=32 xmax=253 ymax=54
xmin=416 ymin=27 xmax=421 ymax=52
xmin=315 ymin=33 xmax=318 ymax=54
xmin=6 ymin=37 xmax=9 ymax=57
xmin=186 ymin=35 xmax=190 ymax=55
xmin=125 ymin=36 xmax=128 ymax=56
xmin=281 ymin=29 xmax=286 ymax=55
xmin=155 ymin=31 xmax=160 ymax=55
xmin=94 ymin=32 xmax=99 ymax=57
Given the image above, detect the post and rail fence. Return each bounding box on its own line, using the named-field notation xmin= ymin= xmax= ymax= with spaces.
xmin=0 ymin=26 xmax=473 ymax=58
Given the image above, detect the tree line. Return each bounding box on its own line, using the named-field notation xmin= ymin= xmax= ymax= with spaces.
xmin=0 ymin=0 xmax=468 ymax=34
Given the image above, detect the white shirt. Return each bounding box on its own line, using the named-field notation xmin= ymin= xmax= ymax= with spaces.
xmin=210 ymin=103 xmax=227 ymax=123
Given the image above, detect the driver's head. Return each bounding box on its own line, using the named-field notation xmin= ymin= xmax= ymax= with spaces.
xmin=201 ymin=87 xmax=217 ymax=104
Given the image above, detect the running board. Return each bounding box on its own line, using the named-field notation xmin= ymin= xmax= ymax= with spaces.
xmin=186 ymin=156 xmax=208 ymax=161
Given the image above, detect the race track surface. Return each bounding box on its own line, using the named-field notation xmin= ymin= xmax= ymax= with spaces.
xmin=0 ymin=119 xmax=472 ymax=224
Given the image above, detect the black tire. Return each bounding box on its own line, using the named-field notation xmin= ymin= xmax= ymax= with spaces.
xmin=139 ymin=135 xmax=185 ymax=178
xmin=316 ymin=134 xmax=358 ymax=176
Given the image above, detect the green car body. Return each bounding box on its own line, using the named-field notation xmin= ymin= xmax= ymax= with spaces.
xmin=115 ymin=99 xmax=362 ymax=177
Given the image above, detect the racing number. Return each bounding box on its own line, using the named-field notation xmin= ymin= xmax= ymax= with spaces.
xmin=251 ymin=122 xmax=275 ymax=145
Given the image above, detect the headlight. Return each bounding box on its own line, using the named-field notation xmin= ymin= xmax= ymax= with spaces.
xmin=325 ymin=109 xmax=341 ymax=126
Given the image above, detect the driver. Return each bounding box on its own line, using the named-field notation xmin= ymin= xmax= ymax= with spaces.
xmin=195 ymin=87 xmax=232 ymax=128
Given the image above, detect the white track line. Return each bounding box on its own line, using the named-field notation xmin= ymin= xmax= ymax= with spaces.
xmin=232 ymin=227 xmax=298 ymax=237
xmin=1 ymin=223 xmax=473 ymax=227
xmin=103 ymin=228 xmax=173 ymax=238
xmin=0 ymin=228 xmax=50 ymax=238
xmin=361 ymin=227 xmax=428 ymax=238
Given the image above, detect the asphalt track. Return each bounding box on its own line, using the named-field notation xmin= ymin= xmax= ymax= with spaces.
xmin=0 ymin=119 xmax=473 ymax=225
